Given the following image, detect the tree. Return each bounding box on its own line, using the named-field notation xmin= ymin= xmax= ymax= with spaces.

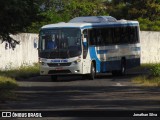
xmin=0 ymin=0 xmax=43 ymax=49
xmin=27 ymin=0 xmax=108 ymax=33
xmin=127 ymin=0 xmax=160 ymax=31
xmin=109 ymin=0 xmax=160 ymax=20
xmin=127 ymin=0 xmax=160 ymax=21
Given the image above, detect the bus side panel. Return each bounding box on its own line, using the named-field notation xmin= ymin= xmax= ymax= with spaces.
xmin=89 ymin=46 xmax=101 ymax=73
xmin=89 ymin=46 xmax=122 ymax=73
xmin=100 ymin=61 xmax=121 ymax=73
xmin=100 ymin=58 xmax=140 ymax=73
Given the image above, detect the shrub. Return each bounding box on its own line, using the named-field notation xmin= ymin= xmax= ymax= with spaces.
xmin=132 ymin=64 xmax=160 ymax=86
xmin=150 ymin=64 xmax=160 ymax=77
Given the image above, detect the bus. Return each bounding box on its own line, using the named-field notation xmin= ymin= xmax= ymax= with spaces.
xmin=38 ymin=16 xmax=140 ymax=81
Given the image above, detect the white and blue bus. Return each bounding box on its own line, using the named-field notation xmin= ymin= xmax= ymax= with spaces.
xmin=38 ymin=16 xmax=140 ymax=81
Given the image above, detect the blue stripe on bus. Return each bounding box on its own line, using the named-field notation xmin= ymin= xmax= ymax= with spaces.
xmin=101 ymin=61 xmax=121 ymax=72
xmin=89 ymin=47 xmax=101 ymax=72
xmin=97 ymin=47 xmax=140 ymax=55
xmin=97 ymin=50 xmax=108 ymax=54
xmin=100 ymin=58 xmax=140 ymax=73
xmin=89 ymin=47 xmax=120 ymax=72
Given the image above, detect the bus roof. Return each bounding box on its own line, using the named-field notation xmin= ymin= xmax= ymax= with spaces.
xmin=41 ymin=17 xmax=139 ymax=30
xmin=68 ymin=16 xmax=117 ymax=23
xmin=41 ymin=22 xmax=92 ymax=29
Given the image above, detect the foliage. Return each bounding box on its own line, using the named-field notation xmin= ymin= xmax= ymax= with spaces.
xmin=138 ymin=18 xmax=160 ymax=31
xmin=0 ymin=0 xmax=43 ymax=48
xmin=132 ymin=63 xmax=160 ymax=86
xmin=111 ymin=0 xmax=160 ymax=21
xmin=108 ymin=2 xmax=128 ymax=19
xmin=108 ymin=0 xmax=160 ymax=31
xmin=150 ymin=64 xmax=160 ymax=77
xmin=27 ymin=0 xmax=108 ymax=33
xmin=0 ymin=63 xmax=39 ymax=102
xmin=0 ymin=0 xmax=160 ymax=40
xmin=132 ymin=76 xmax=160 ymax=87
xmin=0 ymin=77 xmax=18 ymax=89
xmin=127 ymin=0 xmax=160 ymax=21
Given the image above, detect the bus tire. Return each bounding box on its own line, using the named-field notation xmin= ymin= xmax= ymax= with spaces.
xmin=112 ymin=59 xmax=126 ymax=76
xmin=51 ymin=75 xmax=58 ymax=81
xmin=88 ymin=62 xmax=96 ymax=80
xmin=82 ymin=74 xmax=87 ymax=80
xmin=112 ymin=70 xmax=118 ymax=76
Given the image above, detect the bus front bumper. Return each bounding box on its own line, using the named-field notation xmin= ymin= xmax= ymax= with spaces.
xmin=39 ymin=63 xmax=83 ymax=75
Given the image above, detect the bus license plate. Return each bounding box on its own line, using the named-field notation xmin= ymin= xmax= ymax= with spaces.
xmin=55 ymin=67 xmax=63 ymax=70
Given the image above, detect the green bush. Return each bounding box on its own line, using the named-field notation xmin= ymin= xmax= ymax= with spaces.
xmin=132 ymin=64 xmax=160 ymax=86
xmin=150 ymin=64 xmax=160 ymax=77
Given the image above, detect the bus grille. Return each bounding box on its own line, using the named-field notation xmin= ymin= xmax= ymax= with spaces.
xmin=48 ymin=70 xmax=71 ymax=74
xmin=47 ymin=63 xmax=71 ymax=67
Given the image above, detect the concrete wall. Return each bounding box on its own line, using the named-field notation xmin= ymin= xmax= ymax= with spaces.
xmin=0 ymin=31 xmax=160 ymax=70
xmin=140 ymin=31 xmax=160 ymax=63
xmin=0 ymin=33 xmax=38 ymax=70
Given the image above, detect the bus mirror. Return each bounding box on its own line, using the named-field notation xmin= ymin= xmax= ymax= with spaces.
xmin=83 ymin=38 xmax=87 ymax=47
xmin=83 ymin=38 xmax=87 ymax=43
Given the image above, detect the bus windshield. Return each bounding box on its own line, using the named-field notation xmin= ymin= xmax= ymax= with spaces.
xmin=39 ymin=28 xmax=81 ymax=59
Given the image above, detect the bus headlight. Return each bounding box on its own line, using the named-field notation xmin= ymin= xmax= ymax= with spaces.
xmin=73 ymin=59 xmax=81 ymax=64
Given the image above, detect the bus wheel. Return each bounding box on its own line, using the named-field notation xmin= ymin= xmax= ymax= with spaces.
xmin=51 ymin=75 xmax=58 ymax=81
xmin=88 ymin=62 xmax=96 ymax=80
xmin=112 ymin=70 xmax=118 ymax=76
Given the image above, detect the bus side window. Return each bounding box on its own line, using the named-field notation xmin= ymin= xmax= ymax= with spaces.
xmin=101 ymin=28 xmax=107 ymax=45
xmin=89 ymin=29 xmax=94 ymax=45
xmin=82 ymin=29 xmax=88 ymax=59
xmin=82 ymin=29 xmax=89 ymax=47
xmin=97 ymin=29 xmax=103 ymax=46
xmin=134 ymin=27 xmax=139 ymax=43
xmin=113 ymin=27 xmax=120 ymax=44
xmin=136 ymin=27 xmax=140 ymax=43
xmin=89 ymin=29 xmax=97 ymax=45
xmin=126 ymin=27 xmax=130 ymax=43
xmin=104 ymin=28 xmax=109 ymax=45
xmin=129 ymin=26 xmax=138 ymax=44
xmin=83 ymin=29 xmax=88 ymax=38
xmin=107 ymin=28 xmax=113 ymax=45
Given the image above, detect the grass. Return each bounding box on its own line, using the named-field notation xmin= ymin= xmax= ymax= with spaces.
xmin=0 ymin=63 xmax=39 ymax=102
xmin=132 ymin=76 xmax=160 ymax=86
xmin=0 ymin=63 xmax=39 ymax=79
xmin=132 ymin=63 xmax=160 ymax=87
xmin=0 ymin=76 xmax=18 ymax=102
